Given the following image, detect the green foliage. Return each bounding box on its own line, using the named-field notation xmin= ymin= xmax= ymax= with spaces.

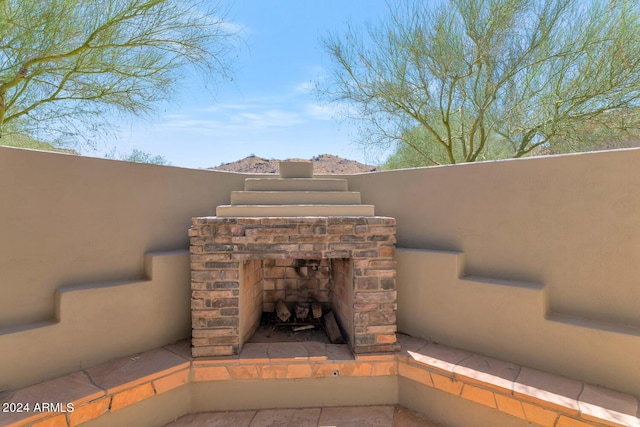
xmin=320 ymin=0 xmax=640 ymax=168
xmin=105 ymin=148 xmax=170 ymax=165
xmin=0 ymin=0 xmax=238 ymax=146
xmin=0 ymin=132 xmax=78 ymax=154
xmin=384 ymin=127 xmax=512 ymax=169
xmin=542 ymin=109 xmax=640 ymax=154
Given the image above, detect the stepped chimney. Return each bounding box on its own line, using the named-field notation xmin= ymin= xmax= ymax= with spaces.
xmin=189 ymin=161 xmax=398 ymax=357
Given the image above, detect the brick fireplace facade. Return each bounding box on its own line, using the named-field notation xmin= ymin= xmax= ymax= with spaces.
xmin=189 ymin=216 xmax=398 ymax=357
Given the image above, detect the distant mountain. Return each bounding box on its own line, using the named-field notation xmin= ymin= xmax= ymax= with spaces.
xmin=209 ymin=154 xmax=381 ymax=174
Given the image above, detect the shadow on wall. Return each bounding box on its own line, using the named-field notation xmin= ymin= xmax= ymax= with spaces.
xmin=0 ymin=147 xmax=250 ymax=327
xmin=0 ymin=145 xmax=639 ymax=398
xmin=346 ymin=148 xmax=640 ymax=329
xmin=0 ymin=251 xmax=190 ymax=391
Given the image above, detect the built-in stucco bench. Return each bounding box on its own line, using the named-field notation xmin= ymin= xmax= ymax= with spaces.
xmin=1 ymin=335 xmax=638 ymax=427
xmin=396 ymin=335 xmax=640 ymax=427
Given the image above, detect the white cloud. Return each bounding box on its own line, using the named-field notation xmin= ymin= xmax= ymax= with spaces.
xmin=201 ymin=103 xmax=260 ymax=113
xmin=156 ymin=92 xmax=345 ymax=142
xmin=295 ymin=81 xmax=315 ymax=93
xmin=160 ymin=108 xmax=306 ymax=134
xmin=163 ymin=114 xmax=190 ymax=120
xmin=228 ymin=110 xmax=306 ymax=129
xmin=305 ymin=103 xmax=343 ymax=121
xmin=219 ymin=20 xmax=247 ymax=35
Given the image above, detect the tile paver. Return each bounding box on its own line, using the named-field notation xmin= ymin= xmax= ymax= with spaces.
xmin=250 ymin=408 xmax=321 ymax=427
xmin=318 ymin=406 xmax=394 ymax=426
xmin=513 ymin=367 xmax=583 ymax=414
xmin=453 ymin=353 xmax=520 ymax=392
xmin=84 ymin=347 xmax=189 ymax=394
xmin=326 ymin=344 xmax=354 ymax=360
xmin=409 ymin=343 xmax=471 ymax=374
xmin=166 ymin=406 xmax=442 ymax=427
xmin=392 ymin=406 xmax=444 ymax=427
xmin=266 ymin=342 xmax=309 ymax=360
xmin=165 ymin=410 xmax=256 ymax=427
xmin=578 ymin=384 xmax=640 ymax=426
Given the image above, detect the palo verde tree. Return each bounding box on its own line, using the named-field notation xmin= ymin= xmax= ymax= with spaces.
xmin=320 ymin=0 xmax=640 ymax=166
xmin=0 ymin=0 xmax=238 ymax=145
xmin=105 ymin=148 xmax=170 ymax=165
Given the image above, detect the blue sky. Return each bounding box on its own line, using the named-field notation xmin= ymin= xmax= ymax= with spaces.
xmin=86 ymin=1 xmax=392 ymax=169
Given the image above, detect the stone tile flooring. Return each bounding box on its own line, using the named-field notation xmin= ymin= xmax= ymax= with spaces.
xmin=165 ymin=405 xmax=443 ymax=426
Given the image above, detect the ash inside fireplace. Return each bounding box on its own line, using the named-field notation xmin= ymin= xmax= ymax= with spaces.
xmin=249 ymin=312 xmax=330 ymax=344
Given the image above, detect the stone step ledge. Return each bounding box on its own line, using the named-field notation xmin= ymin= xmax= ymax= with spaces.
xmin=191 ymin=342 xmax=397 ymax=382
xmin=396 ymin=335 xmax=640 ymax=427
xmin=2 ymin=336 xmax=638 ymax=427
xmin=230 ymin=191 xmax=362 ymax=206
xmin=215 ymin=204 xmax=376 ymax=217
xmin=0 ymin=343 xmax=191 ymax=427
xmin=244 ymin=178 xmax=349 ymax=192
xmin=0 ymin=341 xmax=395 ymax=427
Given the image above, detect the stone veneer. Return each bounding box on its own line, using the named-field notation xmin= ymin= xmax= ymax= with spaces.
xmin=189 ymin=216 xmax=398 ymax=357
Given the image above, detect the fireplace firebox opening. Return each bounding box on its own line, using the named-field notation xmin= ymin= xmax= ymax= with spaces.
xmin=190 ymin=216 xmax=398 ymax=358
xmin=240 ymin=257 xmax=354 ymax=347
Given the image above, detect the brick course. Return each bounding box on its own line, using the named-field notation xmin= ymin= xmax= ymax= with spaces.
xmin=190 ymin=216 xmax=398 ymax=356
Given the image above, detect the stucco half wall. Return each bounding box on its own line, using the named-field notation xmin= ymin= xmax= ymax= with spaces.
xmin=1 ymin=145 xmax=639 ymax=397
xmin=0 ymin=147 xmax=250 ymax=326
xmin=343 ymin=149 xmax=640 ymax=395
xmin=0 ymin=250 xmax=191 ymax=391
xmin=345 ymin=149 xmax=640 ymax=329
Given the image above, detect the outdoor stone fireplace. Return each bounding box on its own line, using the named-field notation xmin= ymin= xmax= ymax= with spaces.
xmin=189 ymin=162 xmax=398 ymax=357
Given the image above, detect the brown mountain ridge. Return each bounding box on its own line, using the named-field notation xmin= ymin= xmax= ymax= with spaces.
xmin=209 ymin=154 xmax=381 ymax=174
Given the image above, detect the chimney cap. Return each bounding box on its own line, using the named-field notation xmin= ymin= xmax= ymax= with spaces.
xmin=279 ymin=161 xmax=314 ymax=178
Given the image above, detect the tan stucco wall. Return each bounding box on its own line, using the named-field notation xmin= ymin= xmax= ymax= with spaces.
xmin=344 ymin=149 xmax=640 ymax=395
xmin=0 ymin=250 xmax=191 ymax=390
xmin=81 ymin=377 xmax=398 ymax=427
xmin=2 ymin=145 xmax=639 ymax=399
xmin=395 ymin=248 xmax=640 ymax=396
xmin=82 ymin=385 xmax=191 ymax=427
xmin=0 ymin=146 xmax=249 ymax=327
xmin=399 ymin=377 xmax=535 ymax=427
xmin=83 ymin=378 xmax=542 ymax=427
xmin=346 ymin=149 xmax=640 ymax=329
xmin=191 ymin=376 xmax=398 ymax=412
xmin=0 ymin=146 xmax=254 ymax=390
